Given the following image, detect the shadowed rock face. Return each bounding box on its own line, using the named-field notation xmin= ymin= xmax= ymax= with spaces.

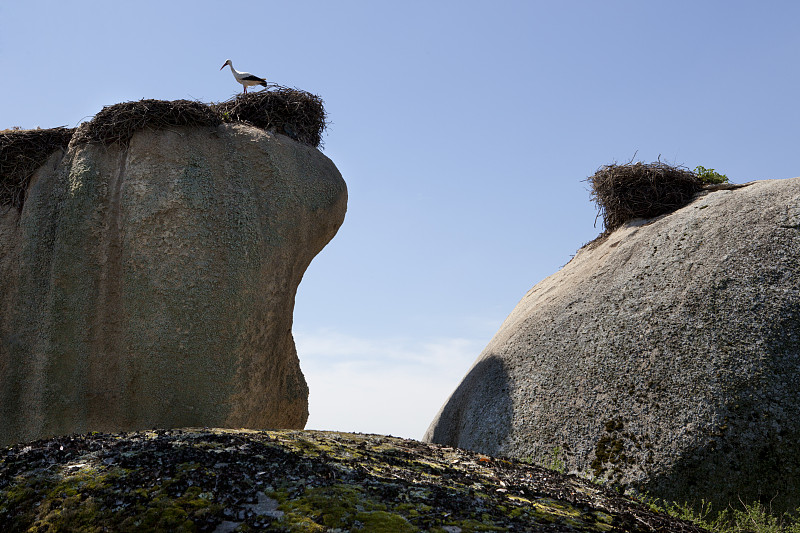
xmin=423 ymin=356 xmax=513 ymax=456
xmin=424 ymin=178 xmax=800 ymax=512
xmin=0 ymin=124 xmax=347 ymax=445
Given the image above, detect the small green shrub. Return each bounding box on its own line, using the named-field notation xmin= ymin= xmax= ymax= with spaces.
xmin=521 ymin=446 xmax=567 ymax=474
xmin=640 ymin=496 xmax=800 ymax=533
xmin=694 ymin=165 xmax=729 ymax=185
xmin=544 ymin=446 xmax=567 ymax=474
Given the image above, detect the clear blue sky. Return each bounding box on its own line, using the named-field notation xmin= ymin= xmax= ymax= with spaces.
xmin=2 ymin=1 xmax=798 ymax=439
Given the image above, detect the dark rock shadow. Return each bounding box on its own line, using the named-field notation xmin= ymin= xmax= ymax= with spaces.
xmin=423 ymin=355 xmax=513 ymax=456
xmin=642 ymin=419 xmax=800 ymax=516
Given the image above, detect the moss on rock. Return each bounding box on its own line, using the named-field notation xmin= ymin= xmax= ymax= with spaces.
xmin=0 ymin=428 xmax=708 ymax=532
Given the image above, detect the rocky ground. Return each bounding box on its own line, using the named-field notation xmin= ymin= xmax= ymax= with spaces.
xmin=0 ymin=428 xmax=708 ymax=532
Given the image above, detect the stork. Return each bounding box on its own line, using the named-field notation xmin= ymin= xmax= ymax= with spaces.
xmin=220 ymin=59 xmax=267 ymax=94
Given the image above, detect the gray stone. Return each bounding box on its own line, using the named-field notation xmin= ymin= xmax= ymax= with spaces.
xmin=212 ymin=521 xmax=242 ymax=533
xmin=0 ymin=123 xmax=347 ymax=445
xmin=245 ymin=492 xmax=283 ymax=518
xmin=424 ymin=178 xmax=800 ymax=511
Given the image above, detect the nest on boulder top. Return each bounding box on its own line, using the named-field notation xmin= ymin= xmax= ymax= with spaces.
xmin=73 ymin=89 xmax=326 ymax=148
xmin=1 ymin=88 xmax=327 ymax=209
xmin=0 ymin=127 xmax=75 ymax=209
xmin=587 ymin=161 xmax=703 ymax=233
xmin=71 ymin=99 xmax=222 ymax=146
xmin=213 ymin=87 xmax=327 ymax=148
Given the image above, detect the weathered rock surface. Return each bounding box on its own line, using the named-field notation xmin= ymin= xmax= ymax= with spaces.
xmin=0 ymin=123 xmax=347 ymax=445
xmin=425 ymin=178 xmax=800 ymax=511
xmin=0 ymin=428 xmax=708 ymax=532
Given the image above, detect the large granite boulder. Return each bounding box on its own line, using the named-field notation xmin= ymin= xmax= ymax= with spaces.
xmin=0 ymin=123 xmax=346 ymax=445
xmin=424 ymin=178 xmax=800 ymax=511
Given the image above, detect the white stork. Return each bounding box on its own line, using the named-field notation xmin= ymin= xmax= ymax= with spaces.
xmin=220 ymin=59 xmax=267 ymax=94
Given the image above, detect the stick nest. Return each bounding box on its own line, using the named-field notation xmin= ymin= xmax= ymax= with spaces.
xmin=1 ymin=88 xmax=327 ymax=209
xmin=72 ymin=99 xmax=221 ymax=146
xmin=587 ymin=161 xmax=703 ymax=232
xmin=213 ymin=86 xmax=327 ymax=148
xmin=0 ymin=127 xmax=75 ymax=209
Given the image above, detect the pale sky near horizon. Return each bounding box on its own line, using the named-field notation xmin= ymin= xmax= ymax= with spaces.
xmin=2 ymin=1 xmax=798 ymax=440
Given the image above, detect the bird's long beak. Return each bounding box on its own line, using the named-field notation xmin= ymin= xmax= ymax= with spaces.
xmin=220 ymin=64 xmax=226 ymax=70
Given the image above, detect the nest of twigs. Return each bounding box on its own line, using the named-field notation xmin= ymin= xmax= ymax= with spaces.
xmin=71 ymin=99 xmax=222 ymax=146
xmin=0 ymin=127 xmax=75 ymax=209
xmin=213 ymin=86 xmax=327 ymax=148
xmin=1 ymin=88 xmax=328 ymax=209
xmin=587 ymin=161 xmax=703 ymax=232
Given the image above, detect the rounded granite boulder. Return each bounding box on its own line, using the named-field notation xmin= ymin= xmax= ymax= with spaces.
xmin=0 ymin=123 xmax=347 ymax=445
xmin=425 ymin=177 xmax=800 ymax=512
